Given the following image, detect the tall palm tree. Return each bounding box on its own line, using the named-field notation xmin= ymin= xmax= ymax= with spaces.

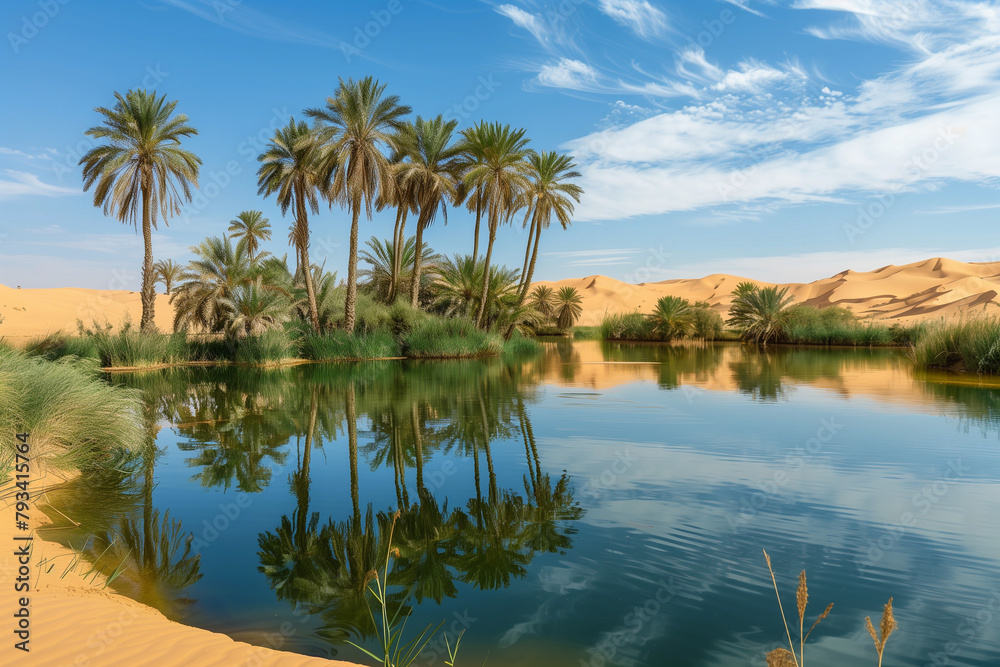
xmin=461 ymin=122 xmax=532 ymax=328
xmin=257 ymin=118 xmax=324 ymax=332
xmin=394 ymin=115 xmax=464 ymax=307
xmin=306 ymin=76 xmax=411 ymax=332
xmin=517 ymin=152 xmax=583 ymax=302
xmin=382 ymin=128 xmax=418 ymax=303
xmin=153 ymin=259 xmax=181 ymax=295
xmin=228 ymin=210 xmax=271 ymax=263
xmin=80 ymin=89 xmax=201 ymax=332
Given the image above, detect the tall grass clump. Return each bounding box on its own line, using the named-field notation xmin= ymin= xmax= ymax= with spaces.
xmin=599 ymin=312 xmax=655 ymax=341
xmin=24 ymin=333 xmax=101 ymax=361
xmin=502 ymin=330 xmax=542 ymax=357
xmin=301 ymin=329 xmax=401 ymax=361
xmin=80 ymin=320 xmax=189 ymax=368
xmin=0 ymin=348 xmax=146 ymax=473
xmin=762 ymin=549 xmax=896 ymax=667
xmin=912 ymin=316 xmax=1000 ymax=373
xmin=402 ymin=317 xmax=503 ymax=358
xmin=229 ymin=330 xmax=298 ymax=365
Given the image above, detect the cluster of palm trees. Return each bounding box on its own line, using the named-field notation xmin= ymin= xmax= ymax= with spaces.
xmin=82 ymin=79 xmax=583 ymax=337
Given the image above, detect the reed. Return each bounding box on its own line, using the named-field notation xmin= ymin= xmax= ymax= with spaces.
xmin=300 ymin=329 xmax=402 ymax=361
xmin=762 ymin=550 xmax=895 ymax=667
xmin=402 ymin=318 xmax=503 ymax=359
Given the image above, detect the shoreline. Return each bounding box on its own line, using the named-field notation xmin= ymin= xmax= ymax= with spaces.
xmin=0 ymin=471 xmax=364 ymax=666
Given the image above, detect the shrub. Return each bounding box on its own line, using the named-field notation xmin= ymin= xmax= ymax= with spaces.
xmin=402 ymin=317 xmax=503 ymax=358
xmin=502 ymin=331 xmax=542 ymax=357
xmin=648 ymin=296 xmax=693 ymax=340
xmin=691 ymin=302 xmax=724 ymax=340
xmin=301 ymin=330 xmax=401 ymax=361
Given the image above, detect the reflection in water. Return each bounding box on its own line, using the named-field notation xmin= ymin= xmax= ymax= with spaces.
xmin=37 ymin=342 xmax=1000 ymax=666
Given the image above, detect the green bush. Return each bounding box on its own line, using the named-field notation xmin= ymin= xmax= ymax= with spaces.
xmin=912 ymin=316 xmax=1000 ymax=374
xmin=301 ymin=330 xmax=401 ymax=361
xmin=402 ymin=317 xmax=503 ymax=358
xmin=0 ymin=348 xmax=147 ymax=474
xmin=691 ymin=302 xmax=724 ymax=340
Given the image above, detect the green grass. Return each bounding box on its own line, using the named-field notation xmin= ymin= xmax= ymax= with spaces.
xmin=599 ymin=312 xmax=658 ymax=341
xmin=77 ymin=321 xmax=190 ymax=368
xmin=571 ymin=326 xmax=599 ymax=340
xmin=229 ymin=330 xmax=299 ymax=365
xmin=502 ymin=331 xmax=542 ymax=357
xmin=24 ymin=333 xmax=100 ymax=361
xmin=0 ymin=347 xmax=147 ymax=475
xmin=912 ymin=316 xmax=1000 ymax=374
xmin=301 ymin=329 xmax=402 ymax=361
xmin=402 ymin=317 xmax=503 ymax=358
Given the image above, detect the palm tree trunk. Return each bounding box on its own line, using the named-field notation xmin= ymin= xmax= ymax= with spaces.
xmin=140 ymin=178 xmax=156 ymax=332
xmin=297 ymin=388 xmax=317 ymax=546
xmin=474 ymin=206 xmax=498 ymax=328
xmin=410 ymin=212 xmax=427 ymax=308
xmin=519 ymin=217 xmax=544 ymax=303
xmin=472 ymin=193 xmax=482 ymax=261
xmin=347 ymin=384 xmax=360 ymax=523
xmin=388 ymin=206 xmax=405 ymax=303
xmin=345 ymin=200 xmax=361 ymax=333
xmin=411 ymin=402 xmax=424 ymax=495
xmin=518 ymin=208 xmax=537 ymax=293
xmin=296 ymin=192 xmax=321 ymax=332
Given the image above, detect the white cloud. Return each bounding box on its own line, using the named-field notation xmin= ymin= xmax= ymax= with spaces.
xmin=563 ymin=2 xmax=1000 ymax=221
xmin=536 ymin=58 xmax=598 ymax=90
xmin=0 ymin=171 xmax=79 ymax=200
xmin=597 ymin=0 xmax=667 ymax=38
xmin=496 ymin=4 xmax=549 ymax=45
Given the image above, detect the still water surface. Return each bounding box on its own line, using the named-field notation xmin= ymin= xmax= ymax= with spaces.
xmin=41 ymin=341 xmax=1000 ymax=666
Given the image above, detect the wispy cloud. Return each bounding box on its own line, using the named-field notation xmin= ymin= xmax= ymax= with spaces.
xmin=597 ymin=0 xmax=668 ymax=38
xmin=158 ymin=0 xmax=353 ymax=51
xmin=0 ymin=171 xmax=79 ymax=200
xmin=536 ymin=58 xmax=598 ymax=90
xmin=496 ymin=4 xmax=549 ymax=45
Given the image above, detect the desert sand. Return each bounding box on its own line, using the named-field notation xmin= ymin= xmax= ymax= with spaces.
xmin=1 ymin=257 xmax=999 ymax=342
xmin=0 ymin=472 xmax=363 ymax=667
xmin=534 ymin=257 xmax=1000 ymax=326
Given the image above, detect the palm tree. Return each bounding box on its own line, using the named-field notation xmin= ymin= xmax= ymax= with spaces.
xmin=517 ymin=152 xmax=582 ymax=302
xmin=223 ymin=278 xmax=291 ymax=338
xmin=359 ymin=235 xmax=440 ymax=304
xmin=394 ymin=115 xmax=464 ymax=307
xmin=460 ymin=122 xmax=532 ymax=328
xmin=80 ymin=89 xmax=201 ymax=332
xmin=228 ymin=210 xmax=271 ymax=262
xmin=153 ymin=259 xmax=181 ymax=295
xmin=727 ymin=283 xmax=795 ymax=345
xmin=528 ymin=285 xmax=558 ymax=323
xmin=257 ymin=118 xmax=324 ymax=332
xmin=382 ymin=128 xmax=418 ymax=303
xmin=648 ymin=295 xmax=694 ymax=341
xmin=306 ymin=76 xmax=411 ymax=332
xmin=170 ymin=235 xmax=253 ymax=333
xmin=554 ymin=286 xmax=583 ymax=331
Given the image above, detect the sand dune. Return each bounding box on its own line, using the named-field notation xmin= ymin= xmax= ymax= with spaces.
xmin=533 ymin=257 xmax=1000 ymax=326
xmin=1 ymin=257 xmax=999 ymax=342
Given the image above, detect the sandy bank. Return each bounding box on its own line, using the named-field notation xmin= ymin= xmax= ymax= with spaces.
xmin=0 ymin=471 xmax=362 ymax=667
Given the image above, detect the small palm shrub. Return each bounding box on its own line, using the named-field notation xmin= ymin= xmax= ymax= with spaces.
xmin=555 ymin=286 xmax=583 ymax=331
xmin=648 ymin=296 xmax=693 ymax=340
xmin=727 ymin=283 xmax=795 ymax=345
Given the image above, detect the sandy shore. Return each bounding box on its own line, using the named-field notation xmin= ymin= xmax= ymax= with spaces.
xmin=0 ymin=471 xmax=363 ymax=667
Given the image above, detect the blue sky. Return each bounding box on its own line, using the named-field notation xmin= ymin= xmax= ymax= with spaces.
xmin=2 ymin=0 xmax=999 ymax=289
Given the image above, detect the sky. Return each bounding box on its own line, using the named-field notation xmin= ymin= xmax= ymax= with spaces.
xmin=2 ymin=0 xmax=1000 ymax=289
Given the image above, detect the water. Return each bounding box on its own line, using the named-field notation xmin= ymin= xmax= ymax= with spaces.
xmin=40 ymin=341 xmax=1000 ymax=666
